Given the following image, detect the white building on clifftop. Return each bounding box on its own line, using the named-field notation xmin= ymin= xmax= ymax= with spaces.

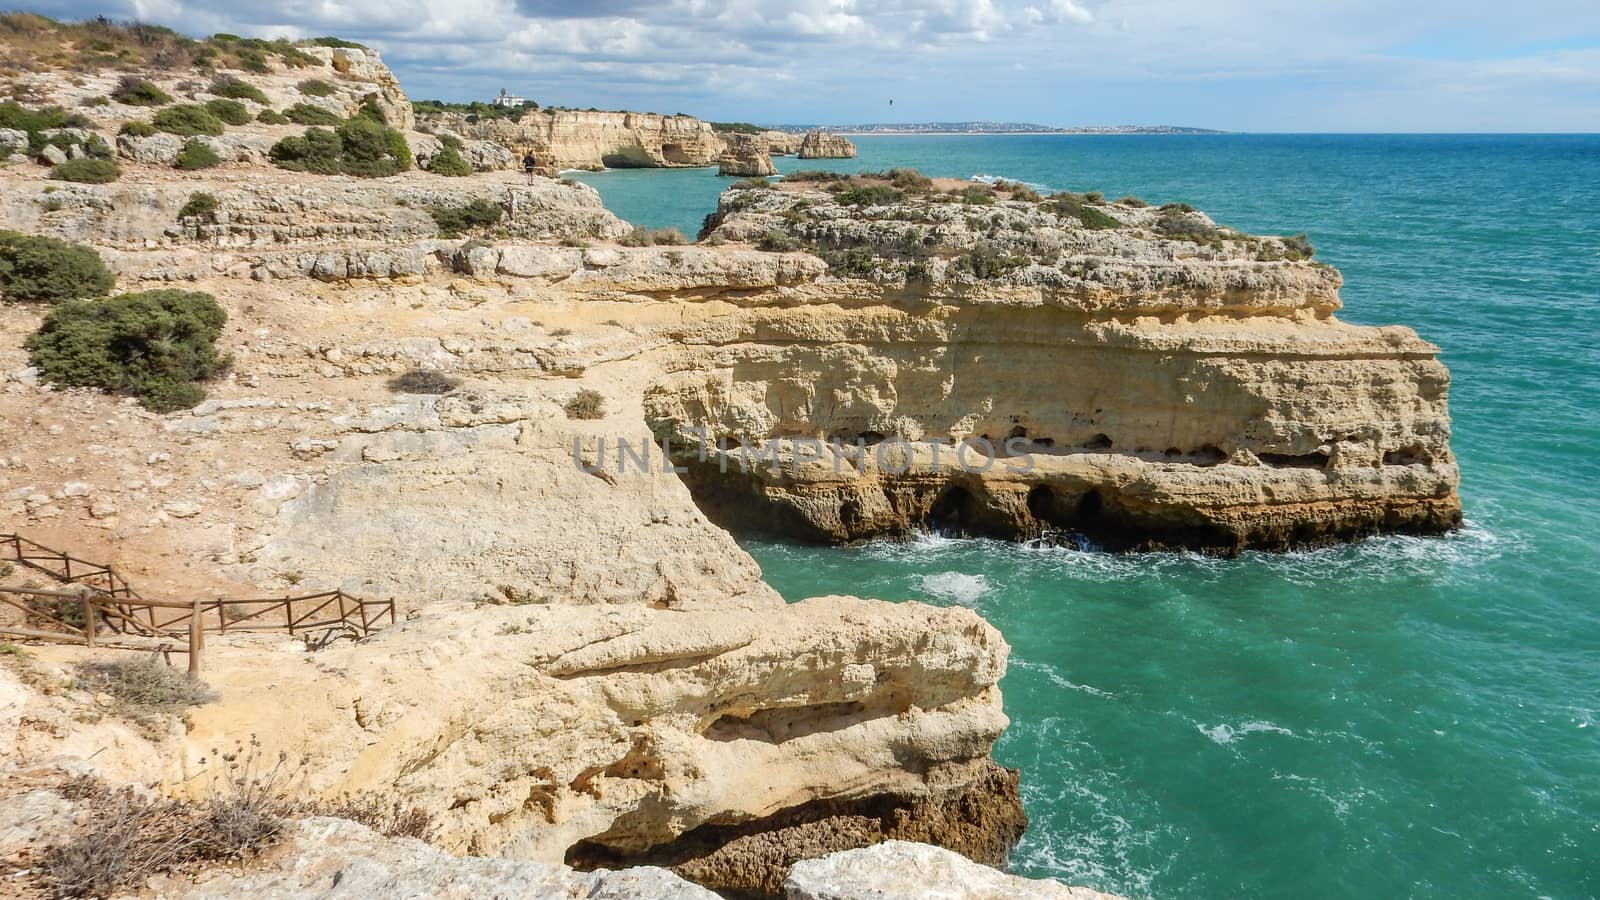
xmin=491 ymin=89 xmax=525 ymax=108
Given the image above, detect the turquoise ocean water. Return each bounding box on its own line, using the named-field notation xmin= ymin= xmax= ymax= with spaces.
xmin=570 ymin=135 xmax=1600 ymax=899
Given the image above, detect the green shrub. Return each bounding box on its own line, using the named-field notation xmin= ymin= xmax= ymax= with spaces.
xmin=110 ymin=76 xmax=171 ymax=107
xmin=1153 ymin=208 xmax=1220 ymax=244
xmin=119 ymin=120 xmax=157 ymax=137
xmin=756 ymin=230 xmax=802 ymax=252
xmin=781 ymin=170 xmax=849 ymax=183
xmin=1049 ymin=194 xmax=1123 ymax=230
xmin=730 ymin=177 xmax=771 ymax=190
xmin=152 ymin=103 xmax=224 ymax=136
xmin=1281 ymin=233 xmax=1314 ymax=259
xmin=617 ymin=226 xmax=689 ymax=246
xmin=336 ymin=116 xmax=410 ymax=175
xmin=1084 ymin=191 xmax=1105 ymax=204
xmin=1115 ymin=195 xmax=1149 ymax=208
xmin=711 ymin=122 xmax=763 ymax=134
xmin=353 ymin=101 xmax=388 ymax=125
xmin=565 ymin=388 xmax=606 ymax=420
xmin=175 ymin=139 xmax=222 ymax=170
xmin=268 ymin=127 xmax=342 ymax=174
xmin=0 ymin=231 xmax=114 ymax=304
xmin=255 ymin=109 xmax=289 ymax=125
xmin=835 ymin=185 xmax=902 ymax=207
xmin=428 ymin=199 xmax=503 ymax=237
xmin=958 ymin=184 xmax=995 ymax=205
xmin=426 ymin=141 xmax=471 ymax=177
xmin=210 ymin=75 xmax=268 ymax=104
xmin=880 ymin=167 xmax=933 ymax=191
xmin=388 ymin=369 xmax=460 ymax=394
xmin=297 ymin=78 xmax=337 ymax=97
xmin=284 ymin=102 xmax=341 ymax=126
xmin=49 ymin=158 xmax=121 ymax=183
xmin=825 ymin=247 xmax=879 ymax=276
xmin=83 ymin=135 xmax=113 ymax=160
xmin=82 ymin=95 xmax=111 ymax=107
xmin=25 ymin=289 xmax=231 ymax=411
xmin=310 ymin=36 xmax=367 ymax=49
xmin=178 ymin=192 xmax=218 ymax=223
xmin=0 ymin=101 xmax=66 ymax=134
xmin=951 ymin=246 xmax=1029 ymax=279
xmin=203 ymin=98 xmax=250 ymax=126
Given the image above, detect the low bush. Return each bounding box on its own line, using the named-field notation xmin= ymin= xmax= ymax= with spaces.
xmin=255 ymin=109 xmax=290 ymax=125
xmin=0 ymin=231 xmax=114 ymax=303
xmin=119 ymin=120 xmax=157 ymax=137
xmin=204 ymin=97 xmax=251 ymax=126
xmin=177 ymin=191 xmax=218 ymax=223
xmin=951 ymin=246 xmax=1029 ymax=279
xmin=1281 ymin=232 xmax=1314 ymax=259
xmin=879 ymin=167 xmax=934 ymax=191
xmin=26 ymin=288 xmax=231 ymax=411
xmin=565 ymin=388 xmax=606 ymax=420
xmin=268 ymin=127 xmax=342 ymax=174
xmin=210 ymin=75 xmax=268 ymax=104
xmin=782 ymin=170 xmax=849 ymax=183
xmin=297 ymin=78 xmax=337 ymax=97
xmin=426 ymin=141 xmax=471 ymax=176
xmin=957 ymin=184 xmax=996 ymax=205
xmin=730 ymin=176 xmax=771 ymax=190
xmin=0 ymin=101 xmax=67 ymax=134
xmin=335 ymin=116 xmax=410 ymax=176
xmin=48 ymin=157 xmax=120 ymax=183
xmin=756 ymin=230 xmax=803 ymax=252
xmin=175 ymin=139 xmax=222 ymax=170
xmin=428 ymin=199 xmax=503 ymax=237
xmin=73 ymin=657 xmax=215 ymax=717
xmin=825 ymin=247 xmax=879 ymax=277
xmin=835 ymin=185 xmax=902 ymax=207
xmin=284 ymin=102 xmax=341 ymax=126
xmin=110 ymin=75 xmax=171 ymax=107
xmin=388 ymin=368 xmax=460 ymax=394
xmin=617 ymin=226 xmax=689 ymax=246
xmin=1049 ymin=193 xmax=1123 ymax=230
xmin=1115 ymin=195 xmax=1149 ymax=208
xmin=152 ymin=103 xmax=224 ymax=136
xmin=1153 ymin=208 xmax=1220 ymax=244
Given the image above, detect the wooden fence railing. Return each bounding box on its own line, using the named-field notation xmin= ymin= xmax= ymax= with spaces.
xmin=0 ymin=534 xmax=397 ymax=672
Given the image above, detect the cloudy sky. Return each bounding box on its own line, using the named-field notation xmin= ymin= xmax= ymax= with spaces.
xmin=23 ymin=0 xmax=1600 ymax=130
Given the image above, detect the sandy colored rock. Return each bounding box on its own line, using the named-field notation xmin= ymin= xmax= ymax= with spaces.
xmin=797 ymin=131 xmax=857 ymax=159
xmin=785 ymin=841 xmax=1124 ymax=900
xmin=719 ymin=132 xmax=779 ymax=176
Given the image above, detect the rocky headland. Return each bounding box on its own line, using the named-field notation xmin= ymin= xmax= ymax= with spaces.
xmin=0 ymin=14 xmax=1453 ymax=900
xmin=797 ymin=130 xmax=857 ymax=159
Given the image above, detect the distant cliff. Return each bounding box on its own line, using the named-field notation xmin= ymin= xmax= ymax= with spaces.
xmin=420 ymin=109 xmax=725 ymax=170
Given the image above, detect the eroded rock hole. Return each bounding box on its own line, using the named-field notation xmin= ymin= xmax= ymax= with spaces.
xmin=928 ymin=485 xmax=979 ymax=534
xmin=1258 ymin=451 xmax=1330 ymax=469
xmin=1083 ymin=433 xmax=1113 ymax=450
xmin=1384 ymin=445 xmax=1433 ymax=466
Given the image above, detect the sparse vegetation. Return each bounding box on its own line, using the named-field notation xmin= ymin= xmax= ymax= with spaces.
xmin=711 ymin=121 xmax=763 ymax=134
xmin=268 ymin=127 xmax=342 ymax=174
xmin=427 ymin=199 xmax=503 ymax=237
xmin=957 ymin=184 xmax=996 ymax=205
xmin=118 ymin=119 xmax=156 ymax=137
xmin=203 ymin=97 xmax=250 ymax=126
xmin=48 ymin=157 xmax=120 ymax=183
xmin=174 ymin=139 xmax=222 ymax=170
xmin=1154 ymin=207 xmax=1221 ymax=244
xmin=0 ymin=231 xmax=114 ymax=303
xmin=297 ymin=78 xmax=337 ymax=97
xmin=26 ymin=288 xmax=230 ymax=411
xmin=835 ymin=185 xmax=903 ymax=206
xmin=74 ymin=658 xmax=214 ymax=717
xmin=1115 ymin=195 xmax=1149 ymax=207
xmin=388 ymin=368 xmax=460 ymax=394
xmin=756 ymin=230 xmax=803 ymax=252
xmin=730 ymin=176 xmax=772 ymax=190
xmin=110 ymin=75 xmax=172 ymax=107
xmin=1048 ymin=192 xmax=1124 ymax=230
xmin=824 ymin=247 xmax=880 ymax=277
xmin=255 ymin=109 xmax=290 ymax=125
xmin=177 ymin=191 xmax=218 ymax=223
xmin=270 ymin=118 xmax=410 ymax=178
xmin=284 ymin=102 xmax=342 ymax=126
xmin=782 ymin=170 xmax=850 ymax=183
xmin=412 ymin=98 xmax=540 ymax=123
xmin=152 ymin=103 xmax=224 ymax=136
xmin=210 ymin=75 xmax=268 ymax=104
xmin=565 ymin=388 xmax=606 ymax=420
xmin=950 ymin=245 xmax=1029 ymax=279
xmin=617 ymin=226 xmax=689 ymax=246
xmin=425 ymin=137 xmax=471 ymax=176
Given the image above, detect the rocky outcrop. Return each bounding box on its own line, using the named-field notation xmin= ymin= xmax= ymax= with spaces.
xmin=425 ymin=110 xmax=723 ymax=170
xmin=718 ymin=132 xmax=779 ymax=176
xmin=663 ymin=183 xmax=1461 ymax=553
xmin=763 ymin=130 xmax=803 ymax=156
xmin=797 ymin=130 xmax=857 ymax=159
xmin=785 ymin=842 xmax=1124 ymax=900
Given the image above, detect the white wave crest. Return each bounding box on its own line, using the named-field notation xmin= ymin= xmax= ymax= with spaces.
xmin=918 ymin=571 xmax=991 ymax=605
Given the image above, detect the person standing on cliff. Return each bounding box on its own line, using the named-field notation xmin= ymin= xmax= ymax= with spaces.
xmin=522 ymin=152 xmax=537 ymax=184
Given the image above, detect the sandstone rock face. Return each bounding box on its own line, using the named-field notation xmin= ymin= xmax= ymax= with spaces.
xmin=178 ymin=817 xmax=719 ymax=900
xmin=428 ymin=110 xmax=724 ymax=170
xmin=797 ymin=130 xmax=857 ymax=159
xmin=785 ymin=841 xmax=1125 ymax=900
xmin=719 ymin=132 xmax=779 ymax=177
xmin=763 ymin=130 xmax=803 ymax=156
xmin=164 ymin=597 xmax=1014 ymax=895
xmin=662 ymin=184 xmax=1461 ymax=552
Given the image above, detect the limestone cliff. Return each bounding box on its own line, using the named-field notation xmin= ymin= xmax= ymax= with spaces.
xmin=763 ymin=130 xmax=803 ymax=156
xmin=423 ymin=109 xmax=723 ymax=170
xmin=718 ymin=132 xmax=779 ymax=176
xmin=797 ymin=130 xmax=858 ymax=159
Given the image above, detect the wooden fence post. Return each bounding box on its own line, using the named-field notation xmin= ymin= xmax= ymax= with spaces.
xmin=80 ymin=588 xmax=96 ymax=649
xmin=188 ymin=598 xmax=203 ymax=676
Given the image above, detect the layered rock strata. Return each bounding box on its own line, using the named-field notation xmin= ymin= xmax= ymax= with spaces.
xmin=424 ymin=109 xmax=724 ymax=170
xmin=797 ymin=130 xmax=858 ymax=159
xmin=719 ymin=132 xmax=780 ymax=176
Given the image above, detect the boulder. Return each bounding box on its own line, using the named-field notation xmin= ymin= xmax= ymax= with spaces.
xmin=718 ymin=132 xmax=778 ymax=177
xmin=784 ymin=841 xmax=1125 ymax=900
xmin=797 ymin=130 xmax=857 ymax=159
xmin=117 ymin=132 xmax=185 ymax=166
xmin=463 ymin=140 xmax=517 ymax=171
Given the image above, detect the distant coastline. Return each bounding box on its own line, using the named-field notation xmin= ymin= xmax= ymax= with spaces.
xmin=774 ymin=122 xmax=1226 ymax=136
